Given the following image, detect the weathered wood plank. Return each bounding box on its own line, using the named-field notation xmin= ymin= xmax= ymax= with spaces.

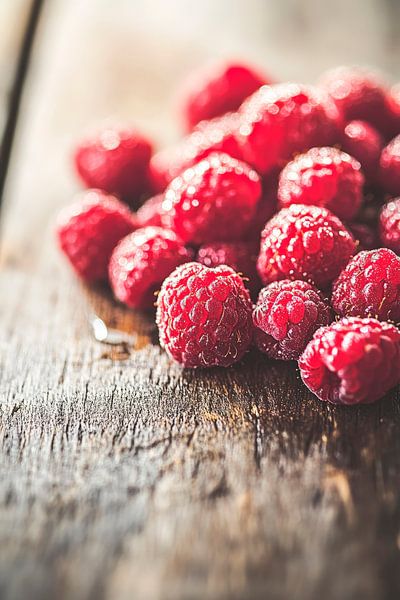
xmin=1 ymin=1 xmax=400 ymax=600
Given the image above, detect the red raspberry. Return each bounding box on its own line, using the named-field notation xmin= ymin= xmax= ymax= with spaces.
xmin=348 ymin=222 xmax=379 ymax=252
xmin=380 ymin=198 xmax=400 ymax=253
xmin=149 ymin=112 xmax=245 ymax=191
xmin=136 ymin=194 xmax=165 ymax=228
xmin=332 ymin=248 xmax=400 ymax=323
xmin=179 ymin=61 xmax=267 ymax=130
xmin=384 ymin=85 xmax=400 ymax=139
xmin=196 ymin=241 xmax=261 ymax=296
xmin=299 ymin=317 xmax=400 ymax=405
xmin=319 ymin=66 xmax=388 ymax=132
xmin=253 ymin=280 xmax=332 ymax=360
xmin=380 ymin=135 xmax=400 ymax=196
xmin=341 ymin=120 xmax=383 ymax=182
xmin=239 ymin=83 xmax=341 ymax=175
xmin=109 ymin=227 xmax=192 ymax=310
xmin=257 ymin=204 xmax=355 ymax=289
xmin=57 ymin=190 xmax=136 ymax=283
xmin=161 ymin=152 xmax=261 ymax=245
xmin=74 ymin=126 xmax=153 ymax=205
xmin=277 ymin=146 xmax=364 ymax=221
xmin=156 ymin=262 xmax=253 ymax=367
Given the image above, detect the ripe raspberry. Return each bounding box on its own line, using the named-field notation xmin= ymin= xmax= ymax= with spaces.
xmin=239 ymin=83 xmax=341 ymax=175
xmin=332 ymin=249 xmax=400 ymax=323
xmin=341 ymin=120 xmax=383 ymax=182
xmin=277 ymin=146 xmax=364 ymax=221
xmin=109 ymin=226 xmax=192 ymax=310
xmin=380 ymin=198 xmax=400 ymax=253
xmin=348 ymin=222 xmax=379 ymax=252
xmin=156 ymin=262 xmax=253 ymax=367
xmin=319 ymin=66 xmax=387 ymax=132
xmin=179 ymin=61 xmax=267 ymax=130
xmin=161 ymin=152 xmax=261 ymax=245
xmin=257 ymin=204 xmax=355 ymax=289
xmin=380 ymin=135 xmax=400 ymax=196
xmin=136 ymin=194 xmax=165 ymax=228
xmin=253 ymin=280 xmax=332 ymax=360
xmin=384 ymin=85 xmax=400 ymax=139
xmin=196 ymin=241 xmax=261 ymax=296
xmin=74 ymin=126 xmax=153 ymax=205
xmin=299 ymin=317 xmax=400 ymax=405
xmin=57 ymin=189 xmax=136 ymax=283
xmin=149 ymin=112 xmax=245 ymax=191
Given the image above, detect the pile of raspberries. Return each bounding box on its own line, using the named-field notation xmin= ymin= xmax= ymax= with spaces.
xmin=57 ymin=62 xmax=400 ymax=406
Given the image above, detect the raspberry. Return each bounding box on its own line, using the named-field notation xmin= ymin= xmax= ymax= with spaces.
xmin=156 ymin=262 xmax=253 ymax=367
xmin=253 ymin=280 xmax=332 ymax=360
xmin=341 ymin=120 xmax=383 ymax=182
xmin=277 ymin=146 xmax=364 ymax=221
xmin=331 ymin=249 xmax=400 ymax=323
xmin=57 ymin=189 xmax=136 ymax=283
xmin=380 ymin=198 xmax=400 ymax=253
xmin=149 ymin=112 xmax=245 ymax=191
xmin=257 ymin=204 xmax=355 ymax=289
xmin=136 ymin=194 xmax=165 ymax=228
xmin=161 ymin=152 xmax=261 ymax=245
xmin=109 ymin=226 xmax=192 ymax=310
xmin=299 ymin=317 xmax=400 ymax=405
xmin=384 ymin=85 xmax=400 ymax=139
xmin=348 ymin=222 xmax=379 ymax=252
xmin=239 ymin=83 xmax=341 ymax=175
xmin=380 ymin=135 xmax=400 ymax=196
xmin=319 ymin=66 xmax=388 ymax=132
xmin=74 ymin=126 xmax=153 ymax=205
xmin=179 ymin=61 xmax=267 ymax=130
xmin=197 ymin=241 xmax=261 ymax=296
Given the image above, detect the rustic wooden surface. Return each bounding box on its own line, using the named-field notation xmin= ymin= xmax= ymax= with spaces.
xmin=1 ymin=1 xmax=400 ymax=599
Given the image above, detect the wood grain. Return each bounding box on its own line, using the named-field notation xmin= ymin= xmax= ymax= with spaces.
xmin=1 ymin=1 xmax=400 ymax=599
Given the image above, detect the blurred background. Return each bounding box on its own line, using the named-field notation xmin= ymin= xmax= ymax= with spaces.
xmin=0 ymin=0 xmax=399 ymax=251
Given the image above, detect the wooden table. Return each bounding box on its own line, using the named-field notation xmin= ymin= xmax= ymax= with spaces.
xmin=1 ymin=1 xmax=400 ymax=599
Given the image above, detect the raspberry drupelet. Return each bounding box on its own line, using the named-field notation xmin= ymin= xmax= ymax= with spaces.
xmin=239 ymin=83 xmax=341 ymax=176
xmin=179 ymin=61 xmax=267 ymax=130
xmin=299 ymin=317 xmax=400 ymax=405
xmin=341 ymin=120 xmax=383 ymax=182
xmin=380 ymin=134 xmax=400 ymax=196
xmin=74 ymin=126 xmax=153 ymax=206
xmin=196 ymin=241 xmax=261 ymax=296
xmin=156 ymin=262 xmax=253 ymax=368
xmin=380 ymin=198 xmax=400 ymax=253
xmin=253 ymin=280 xmax=332 ymax=360
xmin=161 ymin=152 xmax=261 ymax=245
xmin=136 ymin=194 xmax=165 ymax=228
xmin=108 ymin=227 xmax=192 ymax=310
xmin=149 ymin=112 xmax=245 ymax=191
xmin=257 ymin=204 xmax=356 ymax=289
xmin=319 ymin=66 xmax=388 ymax=133
xmin=277 ymin=146 xmax=364 ymax=221
xmin=332 ymin=248 xmax=400 ymax=323
xmin=56 ymin=189 xmax=137 ymax=283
